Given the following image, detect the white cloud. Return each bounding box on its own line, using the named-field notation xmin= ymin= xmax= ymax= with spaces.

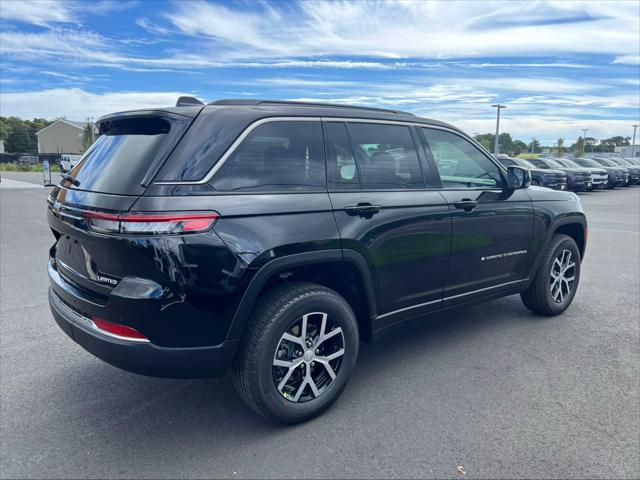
xmin=612 ymin=55 xmax=640 ymax=65
xmin=0 ymin=0 xmax=77 ymax=25
xmin=0 ymin=88 xmax=191 ymax=120
xmin=0 ymin=28 xmax=407 ymax=71
xmin=0 ymin=87 xmax=636 ymax=145
xmin=163 ymin=0 xmax=640 ymax=61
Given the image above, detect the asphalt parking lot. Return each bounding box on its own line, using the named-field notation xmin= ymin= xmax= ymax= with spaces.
xmin=1 ymin=172 xmax=638 ymax=479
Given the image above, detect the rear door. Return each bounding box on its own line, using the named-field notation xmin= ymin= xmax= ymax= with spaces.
xmin=419 ymin=127 xmax=533 ymax=305
xmin=325 ymin=120 xmax=451 ymax=330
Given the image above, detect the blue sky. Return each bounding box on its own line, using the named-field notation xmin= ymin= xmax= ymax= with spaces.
xmin=1 ymin=0 xmax=639 ymax=144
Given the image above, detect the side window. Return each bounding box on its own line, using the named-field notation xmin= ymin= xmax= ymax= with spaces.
xmin=325 ymin=122 xmax=360 ymax=190
xmin=347 ymin=123 xmax=423 ymax=189
xmin=422 ymin=128 xmax=502 ymax=189
xmin=211 ymin=121 xmax=325 ymax=192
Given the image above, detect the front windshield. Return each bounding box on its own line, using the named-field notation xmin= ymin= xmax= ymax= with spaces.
xmin=579 ymin=159 xmax=601 ymax=168
xmin=561 ymin=159 xmax=581 ymax=168
xmin=543 ymin=159 xmax=564 ymax=168
xmin=594 ymin=158 xmax=616 ymax=167
xmin=514 ymin=158 xmax=536 ymax=169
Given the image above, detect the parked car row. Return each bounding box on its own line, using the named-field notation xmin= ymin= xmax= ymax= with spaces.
xmin=496 ymin=154 xmax=640 ymax=191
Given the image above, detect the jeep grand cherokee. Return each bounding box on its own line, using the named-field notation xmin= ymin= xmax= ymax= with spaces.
xmin=47 ymin=98 xmax=587 ymax=423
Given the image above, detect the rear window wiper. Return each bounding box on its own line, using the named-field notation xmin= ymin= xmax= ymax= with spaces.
xmin=60 ymin=174 xmax=80 ymax=186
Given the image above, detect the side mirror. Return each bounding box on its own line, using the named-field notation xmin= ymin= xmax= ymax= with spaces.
xmin=506 ymin=165 xmax=531 ymax=190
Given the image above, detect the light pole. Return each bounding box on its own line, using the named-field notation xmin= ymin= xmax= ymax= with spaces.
xmin=530 ymin=138 xmax=536 ymax=154
xmin=632 ymin=124 xmax=639 ymax=158
xmin=491 ymin=104 xmax=506 ymax=156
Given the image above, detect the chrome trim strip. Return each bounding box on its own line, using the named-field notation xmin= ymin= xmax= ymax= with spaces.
xmin=90 ymin=324 xmax=151 ymax=344
xmin=442 ymin=279 xmax=523 ymax=301
xmin=154 ymin=116 xmax=320 ymax=186
xmin=50 ymin=289 xmax=150 ymax=343
xmin=375 ymin=279 xmax=523 ymax=320
xmin=153 ymin=115 xmax=490 ymax=186
xmin=376 ymin=298 xmax=441 ymax=320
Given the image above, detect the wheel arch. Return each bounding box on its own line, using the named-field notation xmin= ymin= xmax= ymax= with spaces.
xmin=526 ymin=213 xmax=587 ymax=285
xmin=226 ymin=249 xmax=377 ymax=342
xmin=554 ymin=221 xmax=586 ymax=259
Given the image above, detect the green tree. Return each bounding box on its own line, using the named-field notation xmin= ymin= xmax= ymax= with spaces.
xmin=600 ymin=136 xmax=630 ymax=152
xmin=556 ymin=138 xmax=564 ymax=157
xmin=583 ymin=137 xmax=597 ymax=153
xmin=0 ymin=117 xmax=11 ymax=142
xmin=511 ymin=140 xmax=528 ymax=156
xmin=81 ymin=121 xmax=94 ymax=153
xmin=574 ymin=136 xmax=585 ymax=157
xmin=0 ymin=116 xmax=54 ymax=153
xmin=5 ymin=117 xmax=33 ymax=153
xmin=474 ymin=133 xmax=494 ymax=152
xmin=528 ymin=139 xmax=541 ymax=153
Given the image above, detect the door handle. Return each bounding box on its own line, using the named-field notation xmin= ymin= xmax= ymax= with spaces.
xmin=345 ymin=203 xmax=381 ymax=217
xmin=453 ymin=199 xmax=478 ymax=212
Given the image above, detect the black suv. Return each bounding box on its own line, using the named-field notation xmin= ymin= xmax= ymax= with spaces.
xmin=47 ymin=99 xmax=587 ymax=423
xmin=528 ymin=158 xmax=593 ymax=192
xmin=496 ymin=155 xmax=567 ymax=190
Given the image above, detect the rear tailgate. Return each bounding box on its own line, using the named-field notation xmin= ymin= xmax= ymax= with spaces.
xmin=48 ymin=109 xmax=199 ymax=293
xmin=48 ymin=188 xmax=136 ymax=301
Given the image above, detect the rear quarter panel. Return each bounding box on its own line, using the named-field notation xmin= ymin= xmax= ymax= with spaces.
xmin=131 ymin=192 xmax=341 ymax=340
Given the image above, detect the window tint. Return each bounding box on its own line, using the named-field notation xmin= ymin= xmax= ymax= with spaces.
xmin=347 ymin=123 xmax=423 ymax=189
xmin=211 ymin=121 xmax=326 ymax=192
xmin=421 ymin=128 xmax=502 ymax=189
xmin=71 ymin=116 xmax=181 ymax=195
xmin=325 ymin=122 xmax=359 ymax=190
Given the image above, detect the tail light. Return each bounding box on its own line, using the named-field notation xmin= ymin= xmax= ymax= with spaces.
xmin=84 ymin=211 xmax=218 ymax=235
xmin=92 ymin=317 xmax=149 ymax=342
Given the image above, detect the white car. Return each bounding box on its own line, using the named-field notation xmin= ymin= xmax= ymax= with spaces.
xmin=60 ymin=154 xmax=82 ymax=173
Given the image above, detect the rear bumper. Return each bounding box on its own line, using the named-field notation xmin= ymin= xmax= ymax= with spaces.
xmin=49 ymin=287 xmax=238 ymax=378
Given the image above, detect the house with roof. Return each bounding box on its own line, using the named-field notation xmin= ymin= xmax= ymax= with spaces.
xmin=36 ymin=119 xmax=85 ymax=154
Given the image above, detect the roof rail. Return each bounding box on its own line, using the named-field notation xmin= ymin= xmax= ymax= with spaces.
xmin=208 ymin=99 xmax=414 ymax=116
xmin=176 ymin=96 xmax=204 ymax=107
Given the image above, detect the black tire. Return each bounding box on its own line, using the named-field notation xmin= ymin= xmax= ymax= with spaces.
xmin=232 ymin=282 xmax=359 ymax=424
xmin=532 ymin=179 xmax=541 ymax=187
xmin=521 ymin=234 xmax=581 ymax=316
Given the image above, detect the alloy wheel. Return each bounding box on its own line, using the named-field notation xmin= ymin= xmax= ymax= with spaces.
xmin=272 ymin=312 xmax=345 ymax=403
xmin=549 ymin=249 xmax=576 ymax=303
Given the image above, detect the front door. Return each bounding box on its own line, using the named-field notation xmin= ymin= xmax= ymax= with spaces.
xmin=324 ymin=121 xmax=451 ymax=329
xmin=419 ymin=127 xmax=533 ymax=305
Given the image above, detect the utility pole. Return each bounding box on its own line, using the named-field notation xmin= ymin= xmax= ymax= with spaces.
xmin=530 ymin=138 xmax=536 ymax=154
xmin=491 ymin=104 xmax=506 ymax=156
xmin=632 ymin=124 xmax=639 ymax=158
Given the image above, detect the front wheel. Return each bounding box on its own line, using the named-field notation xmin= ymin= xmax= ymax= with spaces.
xmin=521 ymin=234 xmax=581 ymax=316
xmin=232 ymin=282 xmax=359 ymax=424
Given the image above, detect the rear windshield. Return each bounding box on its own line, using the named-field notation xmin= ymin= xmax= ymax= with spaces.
xmin=69 ymin=116 xmax=184 ymax=195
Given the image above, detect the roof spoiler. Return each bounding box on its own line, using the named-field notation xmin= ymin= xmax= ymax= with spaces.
xmin=176 ymin=96 xmax=204 ymax=107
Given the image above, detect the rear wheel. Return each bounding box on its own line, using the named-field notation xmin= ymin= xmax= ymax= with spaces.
xmin=232 ymin=282 xmax=359 ymax=424
xmin=532 ymin=179 xmax=541 ymax=187
xmin=521 ymin=234 xmax=581 ymax=316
